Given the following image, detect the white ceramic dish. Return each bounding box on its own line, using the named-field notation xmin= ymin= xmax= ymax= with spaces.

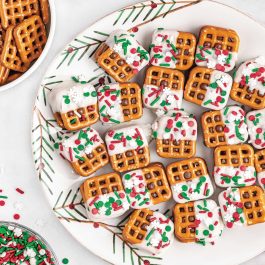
xmin=31 ymin=0 xmax=265 ymax=264
xmin=0 ymin=0 xmax=56 ymax=92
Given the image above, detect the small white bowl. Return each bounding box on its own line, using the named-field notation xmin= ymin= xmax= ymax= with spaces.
xmin=0 ymin=0 xmax=56 ymax=92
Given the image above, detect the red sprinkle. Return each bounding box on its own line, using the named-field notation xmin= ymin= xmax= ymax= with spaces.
xmin=132 ymin=27 xmax=138 ymax=33
xmin=93 ymin=223 xmax=99 ymax=228
xmin=0 ymin=200 xmax=5 ymax=206
xmin=151 ymin=3 xmax=157 ymax=8
xmin=13 ymin=214 xmax=20 ymax=220
xmin=248 ymin=115 xmax=255 ymax=121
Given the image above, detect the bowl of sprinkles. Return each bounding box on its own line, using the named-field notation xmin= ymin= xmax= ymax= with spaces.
xmin=0 ymin=222 xmax=58 ymax=265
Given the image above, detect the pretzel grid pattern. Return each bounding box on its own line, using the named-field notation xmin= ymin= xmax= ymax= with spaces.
xmin=239 ymin=186 xmax=265 ymax=225
xmin=123 ymin=209 xmax=153 ymax=244
xmin=255 ymin=149 xmax=265 ymax=173
xmin=119 ymin=83 xmax=142 ymax=122
xmin=71 ymin=144 xmax=109 ymax=177
xmin=166 ymin=157 xmax=208 ymax=186
xmin=144 ymin=65 xmax=184 ymax=91
xmin=142 ymin=163 xmax=171 ymax=204
xmin=230 ymin=82 xmax=265 ymax=110
xmin=54 ymin=104 xmax=99 ymax=131
xmin=198 ymin=26 xmax=239 ymax=52
xmin=174 ymin=202 xmax=196 ymax=242
xmin=13 ymin=15 xmax=47 ymax=63
xmin=156 ymin=138 xmax=196 ymax=159
xmin=1 ymin=26 xmax=29 ymax=72
xmin=214 ymin=144 xmax=254 ymax=167
xmin=0 ymin=24 xmax=5 ymax=54
xmin=201 ymin=110 xmax=226 ymax=148
xmin=80 ymin=172 xmax=123 ymax=202
xmin=0 ymin=0 xmax=40 ymax=29
xmin=110 ymin=146 xmax=150 ymax=173
xmin=175 ymin=32 xmax=196 ymax=70
xmin=184 ymin=67 xmax=212 ymax=105
xmin=95 ymin=43 xmax=134 ymax=82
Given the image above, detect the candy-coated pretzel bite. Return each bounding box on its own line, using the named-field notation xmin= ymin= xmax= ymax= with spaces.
xmin=153 ymin=110 xmax=197 ymax=159
xmin=122 ymin=163 xmax=172 ymax=209
xmin=95 ymin=29 xmax=149 ymax=82
xmin=49 ymin=81 xmax=99 ymax=131
xmin=122 ymin=209 xmax=174 ymax=254
xmin=143 ymin=66 xmax=184 ymax=112
xmin=174 ymin=199 xmax=224 ymax=245
xmin=219 ymin=186 xmax=265 ymax=228
xmin=201 ymin=106 xmax=248 ymax=148
xmin=167 ymin=157 xmax=214 ymax=203
xmin=184 ymin=66 xmax=232 ymax=110
xmin=80 ymin=172 xmax=129 ymax=220
xmin=195 ymin=25 xmax=239 ymax=72
xmin=105 ymin=125 xmax=151 ymax=173
xmin=53 ymin=127 xmax=109 ymax=177
xmin=231 ymin=56 xmax=265 ymax=109
xmin=149 ymin=29 xmax=196 ymax=70
xmin=214 ymin=144 xmax=256 ymax=188
xmin=98 ymin=83 xmax=142 ymax=124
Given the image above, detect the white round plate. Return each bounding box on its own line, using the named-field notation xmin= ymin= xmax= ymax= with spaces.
xmin=31 ymin=1 xmax=265 ymax=265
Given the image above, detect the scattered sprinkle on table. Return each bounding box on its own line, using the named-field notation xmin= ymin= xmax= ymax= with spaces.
xmin=62 ymin=258 xmax=69 ymax=264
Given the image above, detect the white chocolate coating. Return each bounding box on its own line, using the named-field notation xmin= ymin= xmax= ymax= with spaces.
xmin=194 ymin=200 xmax=224 ymax=245
xmin=246 ymin=108 xmax=265 ymax=149
xmin=149 ymin=29 xmax=179 ymax=68
xmin=105 ymin=29 xmax=150 ymax=71
xmin=105 ymin=125 xmax=150 ymax=156
xmin=220 ymin=106 xmax=248 ymax=145
xmin=214 ymin=165 xmax=256 ymax=187
xmin=201 ymin=70 xmax=232 ymax=110
xmin=134 ymin=212 xmax=174 ymax=254
xmin=171 ymin=175 xmax=214 ymax=203
xmin=48 ymin=83 xmax=97 ymax=114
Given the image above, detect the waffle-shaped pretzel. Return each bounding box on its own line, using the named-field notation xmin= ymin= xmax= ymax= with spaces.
xmin=184 ymin=66 xmax=232 ymax=110
xmin=149 ymin=29 xmax=196 ymax=71
xmin=167 ymin=157 xmax=214 ymax=203
xmin=98 ymin=83 xmax=142 ymax=124
xmin=143 ymin=66 xmax=184 ymax=112
xmin=0 ymin=64 xmax=9 ymax=85
xmin=49 ymin=82 xmax=99 ymax=131
xmin=246 ymin=109 xmax=265 ymax=149
xmin=105 ymin=125 xmax=151 ymax=173
xmin=231 ymin=56 xmax=265 ymax=109
xmin=214 ymin=144 xmax=256 ymax=187
xmin=255 ymin=149 xmax=265 ymax=190
xmin=0 ymin=0 xmax=39 ymax=29
xmin=80 ymin=172 xmax=129 ymax=220
xmin=195 ymin=25 xmax=239 ymax=72
xmin=95 ymin=29 xmax=149 ymax=83
xmin=174 ymin=200 xmax=224 ymax=245
xmin=13 ymin=15 xmax=47 ymax=63
xmin=201 ymin=106 xmax=248 ymax=148
xmin=122 ymin=163 xmax=171 ymax=208
xmin=54 ymin=127 xmax=109 ymax=177
xmin=123 ymin=209 xmax=174 ymax=254
xmin=39 ymin=0 xmax=50 ymax=24
xmin=1 ymin=26 xmax=29 ymax=72
xmin=219 ymin=186 xmax=265 ymax=228
xmin=153 ymin=110 xmax=197 ymax=159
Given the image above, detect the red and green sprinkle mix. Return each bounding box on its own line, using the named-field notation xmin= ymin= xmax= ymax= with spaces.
xmin=0 ymin=224 xmax=56 ymax=264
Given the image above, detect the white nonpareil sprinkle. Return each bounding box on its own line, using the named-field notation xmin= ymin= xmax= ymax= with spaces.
xmin=39 ymin=249 xmax=46 ymax=255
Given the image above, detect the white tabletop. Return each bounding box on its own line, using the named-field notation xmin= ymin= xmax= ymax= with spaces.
xmin=0 ymin=0 xmax=264 ymax=264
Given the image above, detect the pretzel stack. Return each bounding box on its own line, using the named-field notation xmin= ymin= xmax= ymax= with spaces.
xmin=47 ymin=24 xmax=265 ymax=255
xmin=0 ymin=0 xmax=49 ymax=85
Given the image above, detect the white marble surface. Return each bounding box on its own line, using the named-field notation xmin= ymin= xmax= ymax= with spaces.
xmin=0 ymin=0 xmax=264 ymax=264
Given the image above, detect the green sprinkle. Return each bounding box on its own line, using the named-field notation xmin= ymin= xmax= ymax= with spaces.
xmin=209 ymin=225 xmax=214 ymax=231
xmin=182 ymin=185 xmax=188 ymax=191
xmin=124 ymin=174 xmax=131 ymax=180
xmin=203 ymin=230 xmax=209 ymax=236
xmin=83 ymin=92 xmax=90 ymax=97
xmin=62 ymin=258 xmax=69 ymax=264
xmin=203 ymin=100 xmax=212 ymax=105
xmin=165 ymin=225 xmax=171 ymax=232
xmin=54 ymin=143 xmax=59 ymax=149
xmin=176 ymin=121 xmax=182 ymax=128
